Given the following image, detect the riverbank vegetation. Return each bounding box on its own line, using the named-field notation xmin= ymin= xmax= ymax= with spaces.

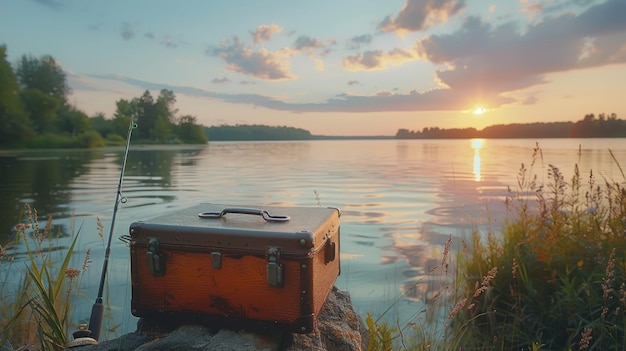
xmin=367 ymin=146 xmax=626 ymax=350
xmin=0 ymin=45 xmax=206 ymax=149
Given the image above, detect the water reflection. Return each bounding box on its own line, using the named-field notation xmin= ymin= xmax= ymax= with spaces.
xmin=471 ymin=138 xmax=484 ymax=182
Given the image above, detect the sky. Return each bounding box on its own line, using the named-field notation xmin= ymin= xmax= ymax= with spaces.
xmin=1 ymin=0 xmax=625 ymax=136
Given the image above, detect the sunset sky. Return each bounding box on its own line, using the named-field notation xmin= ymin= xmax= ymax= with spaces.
xmin=1 ymin=0 xmax=625 ymax=136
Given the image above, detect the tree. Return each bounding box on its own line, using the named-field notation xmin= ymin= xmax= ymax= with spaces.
xmin=56 ymin=105 xmax=91 ymax=137
xmin=176 ymin=115 xmax=207 ymax=144
xmin=135 ymin=91 xmax=156 ymax=140
xmin=0 ymin=45 xmax=32 ymax=147
xmin=19 ymin=88 xmax=61 ymax=133
xmin=16 ymin=54 xmax=70 ymax=103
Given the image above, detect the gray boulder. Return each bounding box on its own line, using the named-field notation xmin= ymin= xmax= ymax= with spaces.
xmin=70 ymin=287 xmax=368 ymax=351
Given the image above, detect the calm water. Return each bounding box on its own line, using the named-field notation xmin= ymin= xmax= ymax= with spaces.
xmin=1 ymin=139 xmax=624 ymax=339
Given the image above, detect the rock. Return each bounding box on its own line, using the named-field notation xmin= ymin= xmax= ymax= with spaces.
xmin=70 ymin=287 xmax=368 ymax=351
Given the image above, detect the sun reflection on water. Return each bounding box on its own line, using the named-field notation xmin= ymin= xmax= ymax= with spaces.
xmin=471 ymin=138 xmax=484 ymax=181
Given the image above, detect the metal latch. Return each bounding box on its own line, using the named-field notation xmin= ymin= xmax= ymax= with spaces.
xmin=211 ymin=252 xmax=222 ymax=269
xmin=266 ymin=247 xmax=284 ymax=288
xmin=324 ymin=238 xmax=336 ymax=264
xmin=146 ymin=237 xmax=166 ymax=276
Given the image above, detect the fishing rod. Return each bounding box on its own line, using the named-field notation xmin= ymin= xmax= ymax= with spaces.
xmin=79 ymin=117 xmax=137 ymax=343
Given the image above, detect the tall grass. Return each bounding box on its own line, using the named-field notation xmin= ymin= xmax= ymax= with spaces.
xmin=0 ymin=204 xmax=93 ymax=350
xmin=368 ymin=146 xmax=626 ymax=350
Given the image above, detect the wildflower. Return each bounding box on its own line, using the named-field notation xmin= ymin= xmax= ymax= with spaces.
xmin=442 ymin=235 xmax=452 ymax=274
xmin=602 ymin=248 xmax=616 ymax=301
xmin=82 ymin=248 xmax=92 ymax=273
xmin=579 ymin=327 xmax=592 ymax=350
xmin=0 ymin=244 xmax=12 ymax=262
xmin=65 ymin=268 xmax=81 ymax=279
xmin=448 ymin=298 xmax=467 ymax=320
xmin=586 ymin=207 xmax=597 ymax=214
xmin=474 ymin=267 xmax=498 ymax=298
xmin=577 ymin=260 xmax=584 ymax=268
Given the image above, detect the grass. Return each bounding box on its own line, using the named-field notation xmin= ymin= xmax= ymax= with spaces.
xmin=367 ymin=145 xmax=626 ymax=350
xmin=0 ymin=204 xmax=94 ymax=351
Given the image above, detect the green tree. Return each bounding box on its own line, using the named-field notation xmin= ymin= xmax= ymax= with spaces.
xmin=19 ymin=88 xmax=61 ymax=133
xmin=176 ymin=115 xmax=208 ymax=144
xmin=56 ymin=105 xmax=91 ymax=137
xmin=135 ymin=90 xmax=156 ymax=141
xmin=0 ymin=45 xmax=32 ymax=147
xmin=16 ymin=54 xmax=70 ymax=103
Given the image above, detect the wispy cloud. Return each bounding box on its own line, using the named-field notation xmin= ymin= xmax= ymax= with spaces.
xmin=212 ymin=77 xmax=231 ymax=84
xmin=31 ymin=0 xmax=64 ymax=9
xmin=121 ymin=22 xmax=134 ymax=40
xmin=346 ymin=34 xmax=373 ymax=50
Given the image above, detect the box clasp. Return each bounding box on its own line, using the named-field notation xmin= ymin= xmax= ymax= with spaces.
xmin=324 ymin=238 xmax=336 ymax=264
xmin=266 ymin=247 xmax=284 ymax=288
xmin=146 ymin=237 xmax=166 ymax=276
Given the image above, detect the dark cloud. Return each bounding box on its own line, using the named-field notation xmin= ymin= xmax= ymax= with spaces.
xmin=121 ymin=22 xmax=134 ymax=40
xmin=206 ymin=36 xmax=295 ymax=80
xmin=415 ymin=0 xmax=626 ymax=96
xmin=347 ymin=80 xmax=360 ymax=86
xmin=380 ymin=0 xmax=465 ymax=33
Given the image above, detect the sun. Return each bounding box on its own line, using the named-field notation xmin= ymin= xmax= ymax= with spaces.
xmin=473 ymin=107 xmax=487 ymax=115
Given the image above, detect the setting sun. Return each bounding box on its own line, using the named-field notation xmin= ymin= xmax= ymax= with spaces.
xmin=473 ymin=107 xmax=487 ymax=115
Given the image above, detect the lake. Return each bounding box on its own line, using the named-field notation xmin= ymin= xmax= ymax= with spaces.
xmin=0 ymin=138 xmax=624 ymax=339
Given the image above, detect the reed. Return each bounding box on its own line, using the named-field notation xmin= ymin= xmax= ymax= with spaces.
xmin=0 ymin=204 xmax=91 ymax=350
xmin=367 ymin=145 xmax=626 ymax=350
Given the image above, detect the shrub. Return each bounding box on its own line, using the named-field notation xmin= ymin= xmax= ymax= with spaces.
xmin=450 ymin=148 xmax=626 ymax=350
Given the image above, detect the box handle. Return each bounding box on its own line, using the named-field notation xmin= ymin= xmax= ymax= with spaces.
xmin=198 ymin=208 xmax=290 ymax=222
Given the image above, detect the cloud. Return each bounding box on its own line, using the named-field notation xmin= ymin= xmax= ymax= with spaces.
xmin=87 ymin=74 xmax=510 ymax=114
xmin=250 ymin=24 xmax=282 ymax=44
xmin=82 ymin=1 xmax=625 ymax=116
xmin=347 ymin=80 xmax=360 ymax=86
xmin=346 ymin=34 xmax=373 ymax=50
xmin=293 ymin=35 xmax=324 ymax=51
xmin=343 ymin=48 xmax=416 ymax=71
xmin=380 ymin=0 xmax=466 ymax=33
xmin=212 ymin=77 xmax=231 ymax=84
xmin=160 ymin=35 xmax=179 ymax=48
xmin=121 ymin=22 xmax=134 ymax=40
xmin=31 ymin=0 xmax=63 ymax=9
xmin=206 ymin=36 xmax=295 ymax=80
xmin=415 ymin=0 xmax=626 ymax=97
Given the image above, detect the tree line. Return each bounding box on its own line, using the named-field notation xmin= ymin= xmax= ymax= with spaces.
xmin=205 ymin=124 xmax=312 ymax=141
xmin=396 ymin=113 xmax=626 ymax=139
xmin=0 ymin=44 xmax=206 ymax=149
